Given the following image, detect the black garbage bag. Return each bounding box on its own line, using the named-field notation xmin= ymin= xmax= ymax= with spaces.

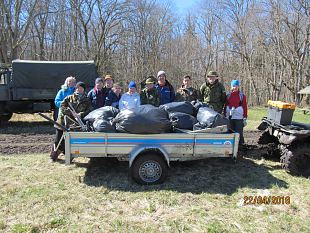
xmin=84 ymin=106 xmax=119 ymax=123
xmin=159 ymin=101 xmax=194 ymax=116
xmin=113 ymin=105 xmax=171 ymax=134
xmin=169 ymin=112 xmax=197 ymax=130
xmin=93 ymin=118 xmax=116 ymax=132
xmin=191 ymin=100 xmax=208 ymax=116
xmin=194 ymin=107 xmax=229 ymax=129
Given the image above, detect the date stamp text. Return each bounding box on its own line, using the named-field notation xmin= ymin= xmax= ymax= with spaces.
xmin=243 ymin=196 xmax=290 ymax=205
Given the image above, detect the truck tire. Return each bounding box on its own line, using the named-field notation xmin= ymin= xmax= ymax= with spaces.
xmin=280 ymin=143 xmax=310 ymax=177
xmin=131 ymin=153 xmax=168 ymax=185
xmin=0 ymin=112 xmax=13 ymax=122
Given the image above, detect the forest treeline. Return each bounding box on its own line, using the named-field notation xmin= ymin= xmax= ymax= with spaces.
xmin=1 ymin=0 xmax=309 ymax=106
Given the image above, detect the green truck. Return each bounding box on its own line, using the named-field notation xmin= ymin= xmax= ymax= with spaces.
xmin=0 ymin=60 xmax=98 ymax=123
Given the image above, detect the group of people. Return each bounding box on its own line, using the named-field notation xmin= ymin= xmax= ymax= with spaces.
xmin=49 ymin=70 xmax=248 ymax=162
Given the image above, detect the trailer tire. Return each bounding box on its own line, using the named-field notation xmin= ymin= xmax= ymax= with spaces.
xmin=280 ymin=143 xmax=310 ymax=177
xmin=131 ymin=153 xmax=168 ymax=185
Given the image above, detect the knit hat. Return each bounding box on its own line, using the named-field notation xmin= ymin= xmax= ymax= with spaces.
xmin=128 ymin=81 xmax=137 ymax=88
xmin=207 ymin=70 xmax=218 ymax=77
xmin=95 ymin=77 xmax=103 ymax=84
xmin=76 ymin=81 xmax=86 ymax=90
xmin=231 ymin=79 xmax=240 ymax=87
xmin=157 ymin=70 xmax=166 ymax=78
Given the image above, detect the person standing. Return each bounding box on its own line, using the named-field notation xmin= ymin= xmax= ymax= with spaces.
xmin=140 ymin=76 xmax=160 ymax=106
xmin=50 ymin=81 xmax=92 ymax=162
xmin=54 ymin=76 xmax=76 ymax=120
xmin=199 ymin=71 xmax=226 ymax=113
xmin=224 ymin=80 xmax=248 ymax=145
xmin=105 ymin=82 xmax=123 ymax=108
xmin=175 ymin=75 xmax=199 ymax=102
xmin=88 ymin=77 xmax=107 ymax=109
xmin=155 ymin=70 xmax=175 ymax=105
xmin=119 ymin=81 xmax=141 ymax=110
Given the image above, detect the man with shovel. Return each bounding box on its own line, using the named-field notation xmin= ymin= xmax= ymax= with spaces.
xmin=50 ymin=81 xmax=92 ymax=162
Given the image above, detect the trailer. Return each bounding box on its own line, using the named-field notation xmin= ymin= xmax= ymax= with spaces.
xmin=64 ymin=130 xmax=239 ymax=184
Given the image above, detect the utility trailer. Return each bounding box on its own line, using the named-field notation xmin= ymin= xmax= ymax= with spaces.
xmin=64 ymin=130 xmax=240 ymax=184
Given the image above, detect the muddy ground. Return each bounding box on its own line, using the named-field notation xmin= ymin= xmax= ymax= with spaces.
xmin=0 ymin=121 xmax=271 ymax=158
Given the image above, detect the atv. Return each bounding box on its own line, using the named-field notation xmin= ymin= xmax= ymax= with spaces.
xmin=258 ymin=117 xmax=310 ymax=177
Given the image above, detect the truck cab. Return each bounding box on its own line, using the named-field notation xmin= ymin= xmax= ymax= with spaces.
xmin=0 ymin=66 xmax=12 ymax=121
xmin=0 ymin=60 xmax=98 ymax=123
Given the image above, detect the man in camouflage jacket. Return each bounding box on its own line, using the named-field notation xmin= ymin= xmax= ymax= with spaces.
xmin=199 ymin=71 xmax=226 ymax=113
xmin=56 ymin=82 xmax=92 ymax=128
xmin=140 ymin=77 xmax=160 ymax=107
xmin=51 ymin=81 xmax=92 ymax=162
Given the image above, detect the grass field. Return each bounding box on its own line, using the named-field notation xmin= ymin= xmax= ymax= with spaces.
xmin=0 ymin=108 xmax=309 ymax=232
xmin=246 ymin=107 xmax=310 ymax=131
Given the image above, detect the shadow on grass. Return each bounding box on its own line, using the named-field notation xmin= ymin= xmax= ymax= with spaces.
xmin=0 ymin=121 xmax=54 ymax=134
xmin=80 ymin=157 xmax=288 ymax=195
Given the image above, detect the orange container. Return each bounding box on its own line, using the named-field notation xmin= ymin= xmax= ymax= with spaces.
xmin=267 ymin=100 xmax=296 ymax=109
xmin=267 ymin=100 xmax=295 ymax=125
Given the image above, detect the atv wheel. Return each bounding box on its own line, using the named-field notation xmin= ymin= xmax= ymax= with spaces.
xmin=280 ymin=143 xmax=310 ymax=177
xmin=131 ymin=153 xmax=168 ymax=185
xmin=258 ymin=131 xmax=278 ymax=144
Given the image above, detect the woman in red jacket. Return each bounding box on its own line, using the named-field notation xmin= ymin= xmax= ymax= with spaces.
xmin=224 ymin=80 xmax=248 ymax=145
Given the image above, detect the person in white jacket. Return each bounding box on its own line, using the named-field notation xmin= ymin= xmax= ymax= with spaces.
xmin=119 ymin=81 xmax=141 ymax=110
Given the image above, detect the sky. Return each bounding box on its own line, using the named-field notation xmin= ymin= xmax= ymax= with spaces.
xmin=172 ymin=0 xmax=201 ymax=14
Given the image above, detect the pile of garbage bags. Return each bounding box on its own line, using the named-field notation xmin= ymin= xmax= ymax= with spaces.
xmin=114 ymin=105 xmax=171 ymax=134
xmin=83 ymin=101 xmax=229 ymax=134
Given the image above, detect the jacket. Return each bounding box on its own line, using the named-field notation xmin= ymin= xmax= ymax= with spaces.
xmin=140 ymin=88 xmax=160 ymax=107
xmin=87 ymin=87 xmax=109 ymax=109
xmin=54 ymin=87 xmax=75 ymax=108
xmin=224 ymin=91 xmax=248 ymax=119
xmin=119 ymin=92 xmax=141 ymax=110
xmin=56 ymin=92 xmax=92 ymax=129
xmin=175 ymin=86 xmax=199 ymax=102
xmin=199 ymin=80 xmax=226 ymax=113
xmin=155 ymin=80 xmax=175 ymax=105
xmin=105 ymin=90 xmax=122 ymax=108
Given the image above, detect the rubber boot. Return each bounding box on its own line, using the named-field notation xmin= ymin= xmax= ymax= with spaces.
xmin=50 ymin=145 xmax=60 ymax=162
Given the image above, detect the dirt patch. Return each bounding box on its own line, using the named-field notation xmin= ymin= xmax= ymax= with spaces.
xmin=0 ymin=134 xmax=54 ymax=154
xmin=0 ymin=122 xmax=54 ymax=154
xmin=0 ymin=123 xmax=270 ymax=157
xmin=241 ymin=130 xmax=273 ymax=159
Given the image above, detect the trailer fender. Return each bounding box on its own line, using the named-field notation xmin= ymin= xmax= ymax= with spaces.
xmin=129 ymin=146 xmax=170 ymax=168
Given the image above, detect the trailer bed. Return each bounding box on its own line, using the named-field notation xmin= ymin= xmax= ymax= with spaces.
xmin=64 ymin=131 xmax=239 ymax=165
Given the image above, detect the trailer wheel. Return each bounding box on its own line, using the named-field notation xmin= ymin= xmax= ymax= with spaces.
xmin=131 ymin=153 xmax=168 ymax=185
xmin=280 ymin=143 xmax=310 ymax=177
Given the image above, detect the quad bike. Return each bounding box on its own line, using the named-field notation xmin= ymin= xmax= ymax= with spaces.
xmin=258 ymin=117 xmax=310 ymax=177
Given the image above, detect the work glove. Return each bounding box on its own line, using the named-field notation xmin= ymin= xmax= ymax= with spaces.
xmin=243 ymin=118 xmax=247 ymax=127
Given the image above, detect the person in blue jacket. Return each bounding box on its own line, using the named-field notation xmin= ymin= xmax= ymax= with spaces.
xmin=54 ymin=76 xmax=76 ymax=120
xmin=155 ymin=70 xmax=175 ymax=105
xmin=119 ymin=81 xmax=141 ymax=110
